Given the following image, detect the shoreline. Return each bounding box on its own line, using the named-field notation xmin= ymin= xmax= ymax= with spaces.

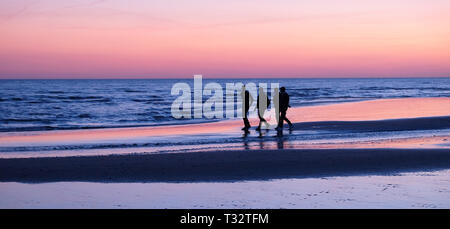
xmin=1 ymin=148 xmax=450 ymax=183
xmin=1 ymin=97 xmax=449 ymax=183
xmin=1 ymin=97 xmax=450 ymax=145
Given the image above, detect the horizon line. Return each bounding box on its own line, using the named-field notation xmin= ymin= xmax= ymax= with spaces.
xmin=0 ymin=75 xmax=449 ymax=80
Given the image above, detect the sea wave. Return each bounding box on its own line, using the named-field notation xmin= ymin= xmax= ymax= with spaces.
xmin=1 ymin=78 xmax=450 ymax=133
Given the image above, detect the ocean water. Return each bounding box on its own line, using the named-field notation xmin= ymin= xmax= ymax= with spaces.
xmin=1 ymin=78 xmax=450 ymax=132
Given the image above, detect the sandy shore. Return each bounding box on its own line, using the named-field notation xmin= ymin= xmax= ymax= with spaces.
xmin=1 ymin=97 xmax=449 ymax=146
xmin=2 ymin=170 xmax=450 ymax=208
xmin=1 ymin=148 xmax=450 ymax=183
xmin=0 ymin=97 xmax=449 ymax=182
xmin=1 ymin=97 xmax=450 ymax=208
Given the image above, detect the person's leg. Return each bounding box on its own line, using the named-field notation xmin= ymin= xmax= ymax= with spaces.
xmin=261 ymin=108 xmax=270 ymax=129
xmin=282 ymin=110 xmax=293 ymax=129
xmin=278 ymin=110 xmax=286 ymax=128
xmin=243 ymin=109 xmax=251 ymax=129
xmin=256 ymin=116 xmax=262 ymax=130
xmin=284 ymin=116 xmax=292 ymax=126
xmin=243 ymin=117 xmax=250 ymax=128
xmin=257 ymin=111 xmax=267 ymax=130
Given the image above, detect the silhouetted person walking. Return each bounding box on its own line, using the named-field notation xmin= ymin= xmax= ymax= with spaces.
xmin=241 ymin=86 xmax=253 ymax=130
xmin=256 ymin=87 xmax=270 ymax=131
xmin=276 ymin=87 xmax=292 ymax=130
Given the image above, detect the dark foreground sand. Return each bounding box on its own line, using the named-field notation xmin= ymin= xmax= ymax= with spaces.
xmin=1 ymin=148 xmax=450 ymax=183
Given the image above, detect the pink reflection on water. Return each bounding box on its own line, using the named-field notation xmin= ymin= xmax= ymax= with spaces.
xmin=0 ymin=98 xmax=449 ymax=147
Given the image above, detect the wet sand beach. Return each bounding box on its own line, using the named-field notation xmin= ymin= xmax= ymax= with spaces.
xmin=1 ymin=97 xmax=450 ymax=208
xmin=0 ymin=97 xmax=449 ymax=147
xmin=1 ymin=148 xmax=450 ymax=183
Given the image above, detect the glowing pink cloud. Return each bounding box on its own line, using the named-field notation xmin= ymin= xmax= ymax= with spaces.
xmin=0 ymin=0 xmax=449 ymax=78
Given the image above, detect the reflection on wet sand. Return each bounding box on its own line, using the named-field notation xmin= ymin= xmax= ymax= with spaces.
xmin=1 ymin=98 xmax=449 ymax=147
xmin=0 ymin=98 xmax=449 ymax=159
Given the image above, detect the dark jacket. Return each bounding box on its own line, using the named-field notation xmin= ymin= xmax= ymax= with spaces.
xmin=244 ymin=90 xmax=250 ymax=111
xmin=279 ymin=91 xmax=290 ymax=111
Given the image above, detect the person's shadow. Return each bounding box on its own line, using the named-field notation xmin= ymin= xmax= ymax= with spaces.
xmin=276 ymin=134 xmax=285 ymax=149
xmin=242 ymin=129 xmax=250 ymax=138
xmin=242 ymin=129 xmax=250 ymax=150
xmin=275 ymin=127 xmax=293 ymax=149
xmin=241 ymin=126 xmax=293 ymax=150
xmin=256 ymin=128 xmax=269 ymax=149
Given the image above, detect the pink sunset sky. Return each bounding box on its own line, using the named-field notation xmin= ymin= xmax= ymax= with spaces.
xmin=0 ymin=0 xmax=449 ymax=79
